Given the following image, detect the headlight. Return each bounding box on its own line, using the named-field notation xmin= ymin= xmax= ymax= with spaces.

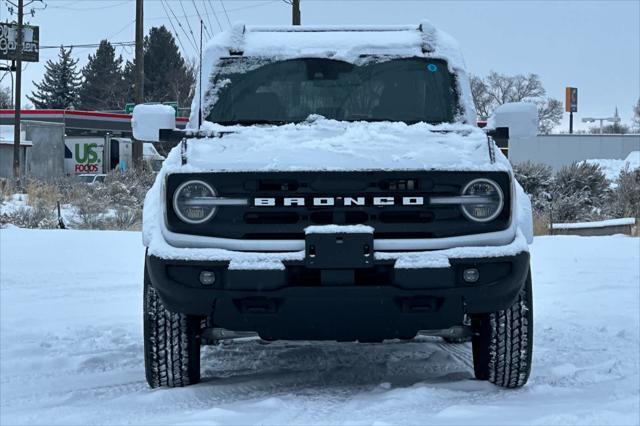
xmin=172 ymin=180 xmax=217 ymax=224
xmin=460 ymin=178 xmax=504 ymax=222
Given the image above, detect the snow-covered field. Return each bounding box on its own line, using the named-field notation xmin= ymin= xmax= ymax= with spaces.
xmin=1 ymin=228 xmax=639 ymax=425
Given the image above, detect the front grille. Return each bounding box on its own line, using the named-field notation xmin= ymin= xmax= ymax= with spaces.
xmin=165 ymin=171 xmax=511 ymax=240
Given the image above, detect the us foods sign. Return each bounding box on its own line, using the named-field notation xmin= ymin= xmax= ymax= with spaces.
xmin=0 ymin=23 xmax=39 ymax=62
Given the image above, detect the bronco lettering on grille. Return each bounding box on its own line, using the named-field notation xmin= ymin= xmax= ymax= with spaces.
xmin=253 ymin=196 xmax=425 ymax=207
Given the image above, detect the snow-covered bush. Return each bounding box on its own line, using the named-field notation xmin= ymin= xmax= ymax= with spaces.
xmin=1 ymin=169 xmax=155 ymax=230
xmin=69 ymin=169 xmax=154 ymax=230
xmin=551 ymin=162 xmax=609 ymax=222
xmin=0 ymin=204 xmax=58 ymax=229
xmin=514 ymin=160 xmax=639 ymax=226
xmin=609 ymin=166 xmax=640 ymax=219
xmin=512 ymin=161 xmax=553 ymax=213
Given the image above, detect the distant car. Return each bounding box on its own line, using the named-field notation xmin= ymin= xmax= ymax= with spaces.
xmin=76 ymin=174 xmax=106 ymax=184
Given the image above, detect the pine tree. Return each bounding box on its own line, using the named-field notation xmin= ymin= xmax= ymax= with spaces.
xmin=28 ymin=47 xmax=82 ymax=109
xmin=122 ymin=59 xmax=137 ymax=106
xmin=77 ymin=40 xmax=124 ymax=111
xmin=143 ymin=26 xmax=194 ymax=107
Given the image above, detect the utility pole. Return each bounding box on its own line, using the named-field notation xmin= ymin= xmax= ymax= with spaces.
xmin=13 ymin=0 xmax=24 ymax=186
xmin=198 ymin=20 xmax=203 ymax=129
xmin=133 ymin=0 xmax=144 ymax=168
xmin=292 ymin=0 xmax=301 ymax=25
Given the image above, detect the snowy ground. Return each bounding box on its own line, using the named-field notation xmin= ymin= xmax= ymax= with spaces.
xmin=1 ymin=228 xmax=639 ymax=425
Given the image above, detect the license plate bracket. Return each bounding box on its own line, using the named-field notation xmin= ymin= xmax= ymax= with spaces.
xmin=305 ymin=232 xmax=374 ymax=269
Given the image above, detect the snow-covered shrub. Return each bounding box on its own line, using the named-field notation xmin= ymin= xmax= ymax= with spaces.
xmin=609 ymin=166 xmax=640 ymax=219
xmin=551 ymin=162 xmax=609 ymax=222
xmin=72 ymin=185 xmax=109 ymax=229
xmin=0 ymin=204 xmax=58 ymax=229
xmin=512 ymin=161 xmax=553 ymax=213
xmin=1 ymin=169 xmax=156 ymax=230
xmin=26 ymin=180 xmax=60 ymax=209
xmin=68 ymin=169 xmax=154 ymax=230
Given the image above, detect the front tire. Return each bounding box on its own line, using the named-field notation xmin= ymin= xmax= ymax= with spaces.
xmin=471 ymin=269 xmax=533 ymax=388
xmin=144 ymin=265 xmax=202 ymax=388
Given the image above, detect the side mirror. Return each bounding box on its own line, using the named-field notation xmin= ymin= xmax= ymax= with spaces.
xmin=132 ymin=104 xmax=176 ymax=142
xmin=487 ymin=102 xmax=538 ymax=139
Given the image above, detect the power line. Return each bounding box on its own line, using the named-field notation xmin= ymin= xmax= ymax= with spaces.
xmin=204 ymin=0 xmax=223 ymax=32
xmin=46 ymin=0 xmax=128 ymax=11
xmin=178 ymin=0 xmax=199 ymax=49
xmin=203 ymin=0 xmax=223 ymax=33
xmin=190 ymin=0 xmax=211 ymax=39
xmin=146 ymin=0 xmax=280 ymax=22
xmin=199 ymin=0 xmax=216 ymax=35
xmin=219 ymin=0 xmax=232 ymax=27
xmin=39 ymin=42 xmax=135 ymax=50
xmin=160 ymin=0 xmax=188 ymax=54
xmin=162 ymin=0 xmax=197 ymax=51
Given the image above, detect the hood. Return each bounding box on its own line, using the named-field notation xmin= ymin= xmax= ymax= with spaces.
xmin=161 ymin=118 xmax=511 ymax=175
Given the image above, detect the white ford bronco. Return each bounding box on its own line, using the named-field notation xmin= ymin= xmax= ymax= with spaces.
xmin=134 ymin=22 xmax=537 ymax=389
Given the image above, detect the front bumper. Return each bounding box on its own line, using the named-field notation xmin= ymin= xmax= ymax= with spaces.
xmin=146 ymin=247 xmax=530 ymax=342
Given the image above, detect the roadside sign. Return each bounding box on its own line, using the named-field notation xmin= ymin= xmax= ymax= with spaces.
xmin=0 ymin=23 xmax=39 ymax=62
xmin=163 ymin=101 xmax=179 ymax=115
xmin=64 ymin=137 xmax=104 ymax=174
xmin=125 ymin=102 xmax=178 ymax=116
xmin=565 ymin=87 xmax=578 ymax=113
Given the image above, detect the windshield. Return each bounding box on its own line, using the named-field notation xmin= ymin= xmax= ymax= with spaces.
xmin=207 ymin=57 xmax=458 ymax=125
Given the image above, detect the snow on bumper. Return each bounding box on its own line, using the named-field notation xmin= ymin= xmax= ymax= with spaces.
xmin=375 ymin=229 xmax=529 ymax=269
xmin=146 ymin=222 xmax=528 ymax=271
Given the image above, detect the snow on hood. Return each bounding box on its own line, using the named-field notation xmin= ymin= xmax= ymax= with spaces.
xmin=162 ymin=118 xmax=510 ymax=174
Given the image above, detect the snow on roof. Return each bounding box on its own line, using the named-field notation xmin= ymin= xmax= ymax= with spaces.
xmin=229 ymin=23 xmax=466 ymax=69
xmin=190 ymin=22 xmax=476 ymax=127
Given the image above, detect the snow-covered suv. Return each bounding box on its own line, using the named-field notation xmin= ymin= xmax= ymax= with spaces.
xmin=134 ymin=22 xmax=537 ymax=389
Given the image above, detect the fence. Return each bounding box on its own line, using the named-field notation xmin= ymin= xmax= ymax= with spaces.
xmin=509 ymin=134 xmax=640 ymax=171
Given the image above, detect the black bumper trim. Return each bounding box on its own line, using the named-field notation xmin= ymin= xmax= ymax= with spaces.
xmin=146 ymin=250 xmax=530 ymax=341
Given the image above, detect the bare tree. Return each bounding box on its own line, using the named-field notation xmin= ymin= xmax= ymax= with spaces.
xmin=532 ymin=97 xmax=564 ymax=134
xmin=0 ymin=86 xmax=12 ymax=108
xmin=633 ymin=98 xmax=640 ymax=131
xmin=470 ymin=76 xmax=492 ymax=120
xmin=470 ymin=71 xmax=563 ymax=133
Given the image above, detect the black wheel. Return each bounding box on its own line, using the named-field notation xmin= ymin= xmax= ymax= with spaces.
xmin=144 ymin=264 xmax=202 ymax=388
xmin=471 ymin=268 xmax=533 ymax=388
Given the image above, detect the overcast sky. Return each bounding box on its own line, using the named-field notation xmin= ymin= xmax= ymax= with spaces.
xmin=1 ymin=0 xmax=639 ymax=131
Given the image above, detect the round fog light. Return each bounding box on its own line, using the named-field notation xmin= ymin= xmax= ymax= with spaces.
xmin=463 ymin=268 xmax=480 ymax=283
xmin=199 ymin=270 xmax=216 ymax=286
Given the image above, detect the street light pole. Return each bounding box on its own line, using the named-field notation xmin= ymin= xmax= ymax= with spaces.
xmin=582 ymin=114 xmax=621 ymax=135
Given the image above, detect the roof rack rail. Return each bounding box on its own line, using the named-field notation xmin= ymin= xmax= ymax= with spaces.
xmin=227 ymin=22 xmax=437 ymax=55
xmin=418 ymin=21 xmax=436 ymax=53
xmin=229 ymin=23 xmax=246 ymax=55
xmin=247 ymin=25 xmax=419 ymax=33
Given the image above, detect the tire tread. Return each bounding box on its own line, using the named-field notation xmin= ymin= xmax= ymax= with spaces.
xmin=144 ymin=266 xmax=201 ymax=388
